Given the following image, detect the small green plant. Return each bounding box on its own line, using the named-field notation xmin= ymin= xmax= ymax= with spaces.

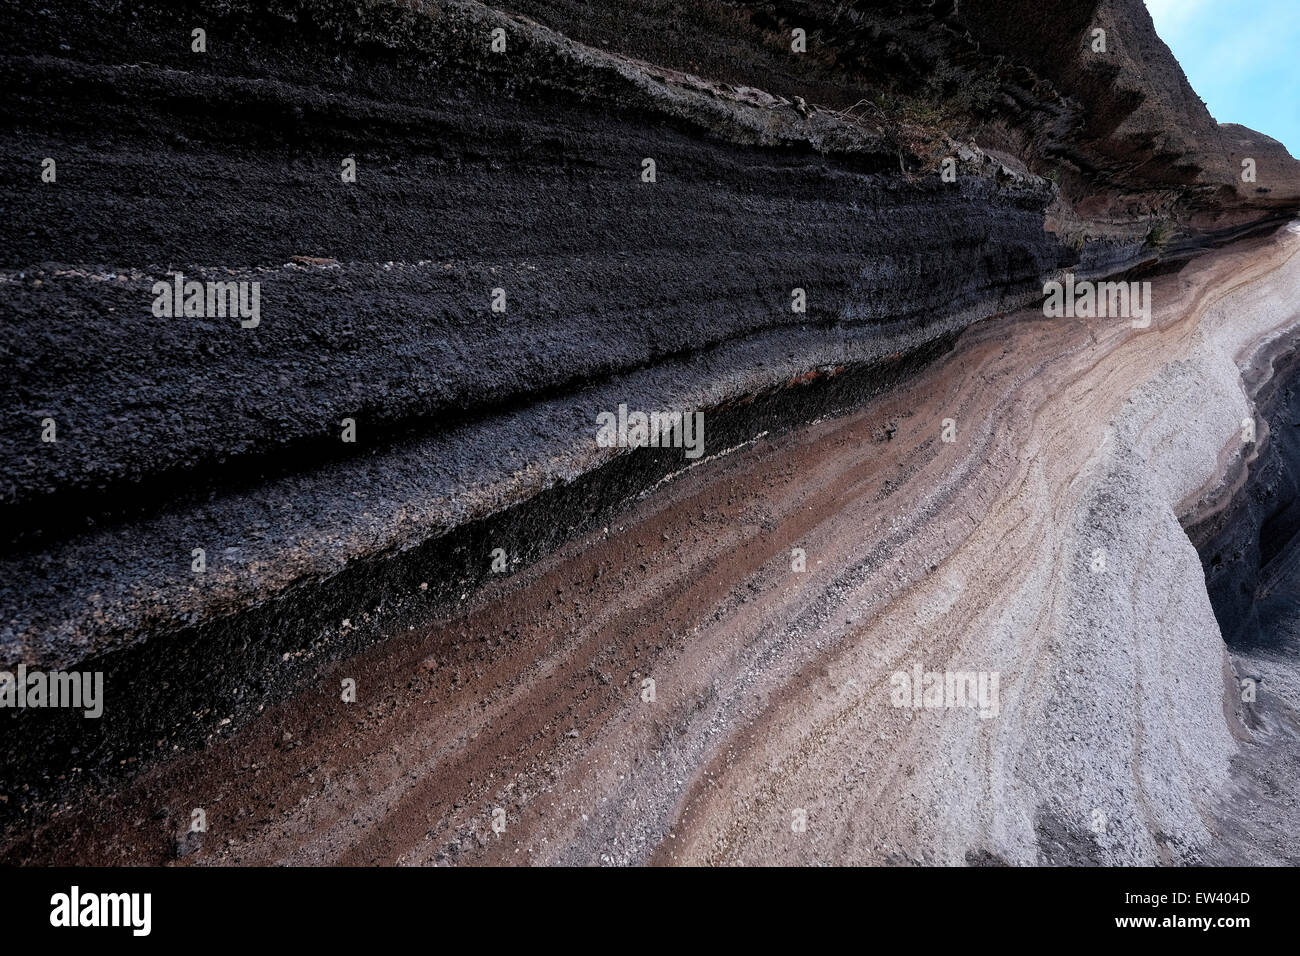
xmin=1147 ymin=220 xmax=1173 ymax=248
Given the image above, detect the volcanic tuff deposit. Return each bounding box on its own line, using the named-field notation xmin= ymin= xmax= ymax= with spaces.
xmin=1 ymin=0 xmax=1299 ymax=864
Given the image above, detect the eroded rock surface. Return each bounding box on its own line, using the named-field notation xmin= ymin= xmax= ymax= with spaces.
xmin=1 ymin=0 xmax=1298 ymax=862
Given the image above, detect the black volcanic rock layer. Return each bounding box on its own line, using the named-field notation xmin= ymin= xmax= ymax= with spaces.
xmin=4 ymin=0 xmax=1297 ymax=536
xmin=2 ymin=0 xmax=1074 ymax=527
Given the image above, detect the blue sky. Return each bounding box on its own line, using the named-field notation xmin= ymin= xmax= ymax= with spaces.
xmin=1144 ymin=0 xmax=1300 ymax=156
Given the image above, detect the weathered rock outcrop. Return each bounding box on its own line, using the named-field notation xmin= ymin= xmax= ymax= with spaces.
xmin=1 ymin=0 xmax=1298 ymax=857
xmin=5 ymin=219 xmax=1298 ymax=867
xmin=2 ymin=0 xmax=1294 ymax=650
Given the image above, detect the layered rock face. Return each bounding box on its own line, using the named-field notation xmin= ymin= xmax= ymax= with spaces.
xmin=1 ymin=0 xmax=1298 ymax=862
xmin=2 ymin=0 xmax=1070 ymax=660
xmin=5 ymin=220 xmax=1299 ymax=867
